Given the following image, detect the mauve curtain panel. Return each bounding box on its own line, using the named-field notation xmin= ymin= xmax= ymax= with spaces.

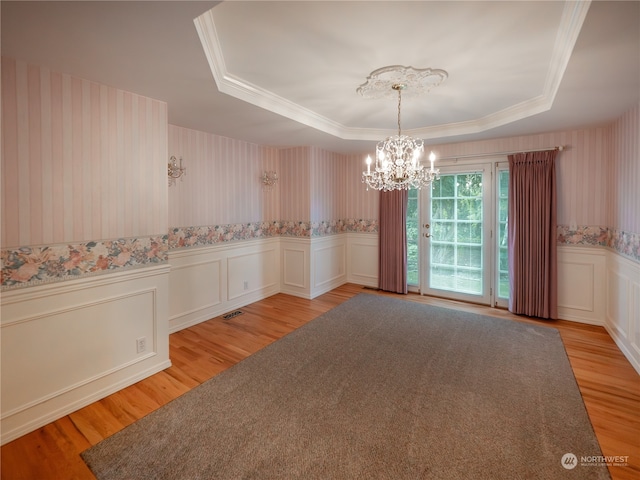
xmin=378 ymin=189 xmax=408 ymax=294
xmin=508 ymin=150 xmax=558 ymax=319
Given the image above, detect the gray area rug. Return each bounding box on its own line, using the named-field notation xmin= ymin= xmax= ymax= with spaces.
xmin=82 ymin=293 xmax=610 ymax=479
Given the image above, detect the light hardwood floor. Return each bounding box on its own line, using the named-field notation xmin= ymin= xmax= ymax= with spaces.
xmin=2 ymin=283 xmax=639 ymax=479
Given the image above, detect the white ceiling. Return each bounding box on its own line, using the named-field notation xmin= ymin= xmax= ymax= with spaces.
xmin=2 ymin=1 xmax=639 ymax=154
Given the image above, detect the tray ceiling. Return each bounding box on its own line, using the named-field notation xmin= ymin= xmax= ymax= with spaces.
xmin=2 ymin=1 xmax=639 ymax=153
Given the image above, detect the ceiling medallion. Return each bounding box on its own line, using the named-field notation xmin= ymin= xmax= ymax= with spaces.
xmin=356 ymin=65 xmax=448 ymax=100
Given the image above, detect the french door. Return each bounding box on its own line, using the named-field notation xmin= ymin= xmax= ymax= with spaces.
xmin=408 ymin=159 xmax=510 ymax=307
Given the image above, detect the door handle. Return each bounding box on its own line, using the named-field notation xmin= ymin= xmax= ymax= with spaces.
xmin=424 ymin=223 xmax=430 ymax=229
xmin=424 ymin=233 xmax=431 ymax=238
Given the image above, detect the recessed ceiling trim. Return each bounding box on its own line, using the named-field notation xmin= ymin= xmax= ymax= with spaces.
xmin=194 ymin=10 xmax=345 ymax=138
xmin=403 ymin=94 xmax=552 ymax=139
xmin=194 ymin=1 xmax=591 ymax=142
xmin=543 ymin=0 xmax=592 ymax=101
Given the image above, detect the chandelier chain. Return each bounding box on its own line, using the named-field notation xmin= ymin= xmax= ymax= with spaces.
xmin=397 ymin=87 xmax=402 ymax=137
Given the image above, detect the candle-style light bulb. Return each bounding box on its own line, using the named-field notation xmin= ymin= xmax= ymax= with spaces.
xmin=366 ymin=155 xmax=372 ymax=174
xmin=429 ymin=151 xmax=436 ymax=172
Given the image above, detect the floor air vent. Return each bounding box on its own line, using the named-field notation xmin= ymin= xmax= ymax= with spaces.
xmin=222 ymin=310 xmax=244 ymax=320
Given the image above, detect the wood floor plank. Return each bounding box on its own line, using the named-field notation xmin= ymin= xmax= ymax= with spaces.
xmin=67 ymin=402 xmax=128 ymax=446
xmin=2 ymin=284 xmax=638 ymax=480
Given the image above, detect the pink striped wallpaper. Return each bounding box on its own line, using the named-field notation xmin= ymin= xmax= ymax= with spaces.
xmin=167 ymin=117 xmax=637 ymax=236
xmin=279 ymin=146 xmax=378 ymax=224
xmin=1 ymin=57 xmax=168 ymax=248
xmin=310 ymin=147 xmax=345 ymax=222
xmin=3 ymin=55 xmax=638 ymax=290
xmin=278 ymin=147 xmax=312 ymax=222
xmin=430 ymin=127 xmax=612 ymax=228
xmin=610 ymin=102 xmax=640 ymax=233
xmin=167 ymin=136 xmax=380 ymax=230
xmin=168 ymin=125 xmax=279 ymax=227
xmin=343 ymin=153 xmax=379 ymax=221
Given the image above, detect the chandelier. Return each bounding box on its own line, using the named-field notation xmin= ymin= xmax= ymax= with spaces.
xmin=362 ymin=83 xmax=438 ymax=191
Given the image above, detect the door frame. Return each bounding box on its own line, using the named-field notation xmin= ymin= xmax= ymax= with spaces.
xmin=417 ymin=161 xmax=498 ymax=306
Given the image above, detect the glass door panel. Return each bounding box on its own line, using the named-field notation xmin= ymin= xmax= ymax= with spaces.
xmin=421 ymin=164 xmax=492 ymax=305
xmin=407 ymin=188 xmax=420 ymax=287
xmin=496 ymin=166 xmax=510 ymax=307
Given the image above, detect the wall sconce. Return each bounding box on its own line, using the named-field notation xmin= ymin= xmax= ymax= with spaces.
xmin=261 ymin=171 xmax=278 ymax=190
xmin=168 ymin=156 xmax=186 ymax=186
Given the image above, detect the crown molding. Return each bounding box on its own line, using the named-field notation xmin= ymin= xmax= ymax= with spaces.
xmin=194 ymin=1 xmax=591 ymax=142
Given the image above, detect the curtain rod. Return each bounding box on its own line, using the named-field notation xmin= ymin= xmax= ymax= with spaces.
xmin=436 ymin=145 xmax=565 ymax=161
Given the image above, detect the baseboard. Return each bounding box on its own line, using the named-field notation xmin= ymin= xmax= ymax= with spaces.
xmin=1 ymin=360 xmax=171 ymax=445
xmin=556 ymin=311 xmax=605 ymax=326
xmin=169 ymin=285 xmax=280 ymax=333
xmin=310 ymin=277 xmax=347 ymax=299
xmin=605 ymin=324 xmax=640 ymax=375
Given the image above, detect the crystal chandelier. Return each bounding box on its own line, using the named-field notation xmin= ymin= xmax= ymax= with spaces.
xmin=362 ymin=83 xmax=439 ymax=191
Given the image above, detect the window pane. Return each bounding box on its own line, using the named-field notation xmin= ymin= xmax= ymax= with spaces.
xmin=456 ymin=268 xmax=482 ymax=294
xmin=499 ymin=198 xmax=508 ymax=222
xmin=432 ymin=176 xmax=455 ymax=198
xmin=457 ymin=222 xmax=482 ymax=244
xmin=458 ymin=198 xmax=482 ymax=221
xmin=499 ymin=272 xmax=510 ymax=298
xmin=457 ymin=173 xmax=482 ymax=197
xmin=499 ymin=246 xmax=509 ymax=270
xmin=431 ymin=265 xmax=455 ymax=290
xmin=457 ymin=245 xmax=482 ymax=268
xmin=432 ymin=199 xmax=454 ymax=219
xmin=407 ymin=187 xmax=419 ymax=286
xmin=431 ymin=243 xmax=454 ymax=265
xmin=433 ymin=221 xmax=455 ymax=242
xmin=500 ymin=170 xmax=509 ymax=192
xmin=497 ymin=170 xmax=510 ymax=301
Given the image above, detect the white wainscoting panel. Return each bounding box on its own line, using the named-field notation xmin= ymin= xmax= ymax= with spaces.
xmin=228 ymin=245 xmax=278 ymax=301
xmin=0 ymin=265 xmax=171 ymax=445
xmin=347 ymin=233 xmax=378 ymax=288
xmin=557 ymin=246 xmax=606 ymax=325
xmin=606 ymin=251 xmax=640 ymax=374
xmin=310 ymin=236 xmax=346 ymax=298
xmin=168 ymin=248 xmax=223 ymax=332
xmin=168 ymin=238 xmax=280 ymax=333
xmin=280 ymin=238 xmax=310 ymax=298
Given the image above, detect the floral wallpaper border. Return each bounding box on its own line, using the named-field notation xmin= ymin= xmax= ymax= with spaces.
xmin=168 ymin=222 xmax=281 ymax=249
xmin=2 ymin=222 xmax=638 ymax=291
xmin=557 ymin=225 xmax=609 ymax=247
xmin=1 ymin=236 xmax=168 ymax=291
xmin=557 ymin=225 xmax=640 ymax=261
xmin=167 ymin=219 xmax=379 ymax=249
xmin=1 ymin=220 xmax=379 ymax=290
xmin=608 ymin=229 xmax=640 ymax=262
